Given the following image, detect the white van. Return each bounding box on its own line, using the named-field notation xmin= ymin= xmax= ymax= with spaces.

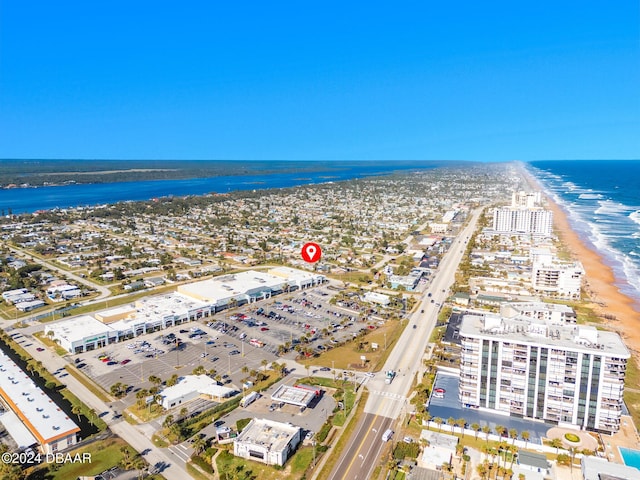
xmin=381 ymin=429 xmax=394 ymax=442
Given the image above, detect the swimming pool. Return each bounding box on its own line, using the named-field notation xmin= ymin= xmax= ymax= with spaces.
xmin=619 ymin=447 xmax=640 ymax=471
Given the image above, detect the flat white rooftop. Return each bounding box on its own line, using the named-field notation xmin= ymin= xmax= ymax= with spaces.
xmin=0 ymin=352 xmax=79 ymax=445
xmin=49 ymin=315 xmax=115 ymax=344
xmin=135 ymin=293 xmax=209 ymax=316
xmin=271 ymin=385 xmax=316 ymax=407
xmin=235 ymin=418 xmax=300 ymax=452
xmin=178 ymin=270 xmax=286 ymax=303
xmin=460 ymin=314 xmax=630 ymax=357
xmin=0 ymin=409 xmax=37 ymax=448
xmin=160 ymin=375 xmax=235 ymax=404
xmin=268 ymin=266 xmax=325 ymax=283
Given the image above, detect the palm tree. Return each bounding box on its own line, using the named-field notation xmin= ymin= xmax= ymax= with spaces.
xmin=482 ymin=425 xmax=491 ymax=444
xmin=447 ymin=416 xmax=456 ymax=433
xmin=521 ymin=430 xmax=530 ymax=448
xmin=132 ymin=456 xmax=146 ymax=480
xmin=192 ymin=436 xmax=207 ymax=455
xmin=261 ymin=359 xmax=268 ymax=373
xmin=434 ymin=417 xmax=444 ymax=431
xmin=509 ymin=428 xmax=518 ymax=445
xmin=495 ymin=425 xmax=506 ymax=439
xmin=471 ymin=422 xmax=481 ymax=440
xmin=71 ymin=405 xmax=82 ymax=422
xmin=457 ymin=417 xmax=467 ymax=438
xmin=120 ymin=446 xmax=132 ymax=468
xmin=88 ymin=408 xmax=97 ymax=425
xmin=550 ymin=438 xmax=563 ymax=454
xmin=163 ymin=414 xmax=174 ymax=428
xmin=179 ymin=407 xmax=188 ymax=419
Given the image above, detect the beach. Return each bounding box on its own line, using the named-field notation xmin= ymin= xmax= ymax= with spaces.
xmin=522 ymin=166 xmax=640 ymax=361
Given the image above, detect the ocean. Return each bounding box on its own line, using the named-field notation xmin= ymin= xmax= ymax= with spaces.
xmin=0 ymin=161 xmax=438 ymax=214
xmin=527 ymin=160 xmax=640 ymax=309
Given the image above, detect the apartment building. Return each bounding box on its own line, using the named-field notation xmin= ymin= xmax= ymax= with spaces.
xmin=531 ymin=260 xmax=584 ymax=299
xmin=459 ymin=313 xmax=629 ymax=433
xmin=492 ymin=207 xmax=553 ymax=236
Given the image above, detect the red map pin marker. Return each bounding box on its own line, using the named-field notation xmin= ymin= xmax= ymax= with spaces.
xmin=301 ymin=242 xmax=322 ymax=263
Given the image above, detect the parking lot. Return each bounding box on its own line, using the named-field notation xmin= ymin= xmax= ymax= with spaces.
xmin=66 ymin=283 xmax=392 ymax=408
xmin=70 ymin=322 xmax=281 ymax=400
xmin=213 ymin=286 xmax=388 ymax=358
xmin=427 ymin=373 xmax=552 ymax=445
xmin=199 ymin=374 xmax=338 ymax=441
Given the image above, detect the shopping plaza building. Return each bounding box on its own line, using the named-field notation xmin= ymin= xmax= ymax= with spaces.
xmin=50 ymin=267 xmax=326 ymax=354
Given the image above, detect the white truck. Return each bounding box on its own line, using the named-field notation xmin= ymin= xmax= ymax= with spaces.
xmin=384 ymin=370 xmax=396 ymax=384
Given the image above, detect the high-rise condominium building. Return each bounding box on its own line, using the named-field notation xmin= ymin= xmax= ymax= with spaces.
xmin=459 ymin=313 xmax=628 ymax=433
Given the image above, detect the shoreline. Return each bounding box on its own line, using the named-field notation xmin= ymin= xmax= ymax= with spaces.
xmin=520 ymin=164 xmax=640 ymax=360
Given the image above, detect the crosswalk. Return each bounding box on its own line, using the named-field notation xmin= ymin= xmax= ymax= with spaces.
xmin=371 ymin=390 xmax=406 ymax=402
xmin=169 ymin=443 xmax=192 ymax=462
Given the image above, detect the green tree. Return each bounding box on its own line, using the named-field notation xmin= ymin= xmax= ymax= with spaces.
xmin=456 ymin=417 xmax=467 ymax=437
xmin=471 ymin=422 xmax=481 ymax=440
xmin=192 ymin=436 xmax=207 ymax=455
xmin=163 ymin=414 xmax=174 ymax=428
xmin=72 ymin=405 xmax=82 ymax=423
xmin=550 ymin=438 xmax=563 ymax=454
xmin=482 ymin=425 xmax=491 ymax=444
xmin=434 ymin=417 xmax=443 ymax=431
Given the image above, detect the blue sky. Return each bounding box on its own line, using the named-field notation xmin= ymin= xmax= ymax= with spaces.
xmin=1 ymin=1 xmax=638 ymax=161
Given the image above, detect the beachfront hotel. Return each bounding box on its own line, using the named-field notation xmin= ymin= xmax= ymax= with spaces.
xmin=458 ymin=313 xmax=629 ymax=433
xmin=0 ymin=352 xmax=79 ymax=454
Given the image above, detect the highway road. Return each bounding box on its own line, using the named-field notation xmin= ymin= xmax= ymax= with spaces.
xmin=327 ymin=208 xmax=482 ymax=480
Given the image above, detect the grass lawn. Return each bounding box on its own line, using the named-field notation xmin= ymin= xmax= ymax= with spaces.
xmin=187 ymin=461 xmax=215 ymax=480
xmin=216 ymin=449 xmax=283 ymax=480
xmin=152 ymin=433 xmax=170 ymax=448
xmin=299 ymin=319 xmax=405 ymax=371
xmin=326 ymin=270 xmax=374 ymax=285
xmin=28 ymin=438 xmax=138 ymax=480
xmin=331 ymin=388 xmax=356 ymax=426
xmin=60 ymin=388 xmax=108 ymax=431
xmin=50 ymin=283 xmax=178 ymax=319
xmin=213 ymin=442 xmax=319 ymax=479
xmin=126 ymin=401 xmax=166 ymax=422
xmin=33 ymin=331 xmax=69 ymax=355
xmin=624 ymin=356 xmax=640 ymax=428
xmin=64 ymin=364 xmax=112 ymax=402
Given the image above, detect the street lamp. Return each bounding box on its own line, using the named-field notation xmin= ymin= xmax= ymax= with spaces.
xmin=312 ymin=440 xmax=316 ymax=467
